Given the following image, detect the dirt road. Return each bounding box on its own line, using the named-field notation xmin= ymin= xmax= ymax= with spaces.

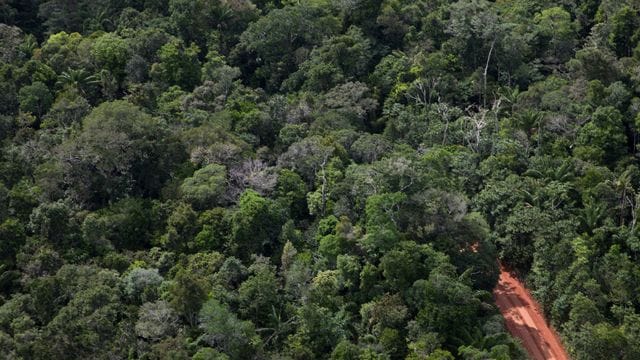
xmin=493 ymin=266 xmax=569 ymax=360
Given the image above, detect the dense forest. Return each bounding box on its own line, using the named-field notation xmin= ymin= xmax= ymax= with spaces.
xmin=0 ymin=0 xmax=639 ymax=359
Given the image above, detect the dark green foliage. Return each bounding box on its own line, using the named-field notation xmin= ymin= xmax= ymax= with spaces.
xmin=198 ymin=298 xmax=259 ymax=358
xmin=57 ymin=100 xmax=186 ymax=208
xmin=230 ymin=190 xmax=285 ymax=259
xmin=2 ymin=1 xmax=640 ymax=359
xmin=235 ymin=4 xmax=340 ymax=90
xmin=284 ymin=26 xmax=373 ymax=92
xmin=609 ymin=6 xmax=638 ymax=58
xmin=18 ymin=81 xmax=53 ymax=117
xmin=168 ymin=269 xmax=206 ymax=328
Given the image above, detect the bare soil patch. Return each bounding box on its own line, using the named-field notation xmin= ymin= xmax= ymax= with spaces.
xmin=494 ymin=266 xmax=569 ymax=360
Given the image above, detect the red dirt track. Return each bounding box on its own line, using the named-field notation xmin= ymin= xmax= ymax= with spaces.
xmin=493 ymin=266 xmax=569 ymax=360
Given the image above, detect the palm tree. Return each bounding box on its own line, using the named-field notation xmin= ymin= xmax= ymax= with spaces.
xmin=56 ymin=68 xmax=99 ymax=95
xmin=580 ymin=197 xmax=606 ymax=233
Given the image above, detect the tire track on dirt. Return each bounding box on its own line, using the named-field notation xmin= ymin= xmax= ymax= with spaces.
xmin=495 ymin=279 xmax=547 ymax=359
xmin=493 ymin=266 xmax=569 ymax=360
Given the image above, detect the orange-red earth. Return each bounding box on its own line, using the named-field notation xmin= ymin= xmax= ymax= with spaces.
xmin=493 ymin=266 xmax=570 ymax=360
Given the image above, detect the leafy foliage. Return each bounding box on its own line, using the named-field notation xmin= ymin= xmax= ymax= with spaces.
xmin=2 ymin=0 xmax=640 ymax=359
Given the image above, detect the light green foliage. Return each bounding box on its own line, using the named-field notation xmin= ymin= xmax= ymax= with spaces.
xmin=194 ymin=208 xmax=230 ymax=252
xmin=330 ymin=340 xmax=360 ymax=360
xmin=361 ymin=192 xmax=406 ymax=255
xmin=42 ymin=89 xmax=91 ymax=128
xmin=151 ymin=38 xmax=201 ymax=90
xmin=122 ymin=267 xmax=163 ymax=304
xmin=91 ymin=33 xmax=129 ymax=77
xmin=180 ymin=164 xmax=227 ymax=210
xmin=366 ymin=192 xmax=407 ymax=230
xmin=193 ymin=347 xmax=230 ymax=360
xmin=156 ymin=85 xmax=188 ymax=121
xmin=39 ymin=31 xmax=86 ymax=73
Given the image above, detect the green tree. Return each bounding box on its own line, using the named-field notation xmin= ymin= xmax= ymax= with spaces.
xmin=413 ymin=270 xmax=482 ymax=345
xmin=278 ymin=136 xmax=335 ymax=184
xmin=609 ymin=6 xmax=638 ymax=57
xmin=28 ymin=200 xmax=77 ymax=247
xmin=575 ymin=106 xmax=628 ymax=165
xmin=168 ymin=0 xmax=257 ymax=50
xmin=534 ymin=7 xmax=578 ymax=63
xmin=36 ymin=283 xmax=122 ymax=359
xmin=91 ymin=32 xmax=130 ymax=79
xmin=0 ymin=218 xmax=25 ymax=265
xmin=150 ymin=38 xmax=201 ymax=91
xmin=198 ymin=298 xmax=260 ymax=358
xmin=58 ymin=100 xmax=186 ymax=207
xmin=41 ymin=88 xmax=91 ymax=128
xmin=160 ymin=202 xmax=199 ymax=252
xmin=230 ymin=190 xmax=285 ymax=259
xmin=81 ymin=197 xmax=154 ymax=251
xmin=286 ymin=303 xmax=348 ymax=357
xmin=360 ymin=192 xmax=406 ymax=255
xmin=237 ymin=259 xmax=280 ymax=327
xmin=235 ymin=4 xmax=340 ymax=89
xmin=284 ymin=26 xmax=373 ymax=91
xmin=443 ymin=0 xmax=503 ymax=71
xmin=39 ymin=31 xmax=86 ymax=73
xmin=275 ymin=169 xmax=308 ymax=220
xmin=195 ymin=208 xmax=230 ymax=252
xmin=122 ymin=267 xmax=163 ymax=304
xmin=168 ymin=269 xmax=207 ymax=328
xmin=18 ymin=81 xmax=53 ymax=117
xmin=180 ymin=164 xmax=227 ymax=210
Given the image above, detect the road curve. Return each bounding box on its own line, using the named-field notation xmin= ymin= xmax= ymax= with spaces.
xmin=493 ymin=266 xmax=570 ymax=360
